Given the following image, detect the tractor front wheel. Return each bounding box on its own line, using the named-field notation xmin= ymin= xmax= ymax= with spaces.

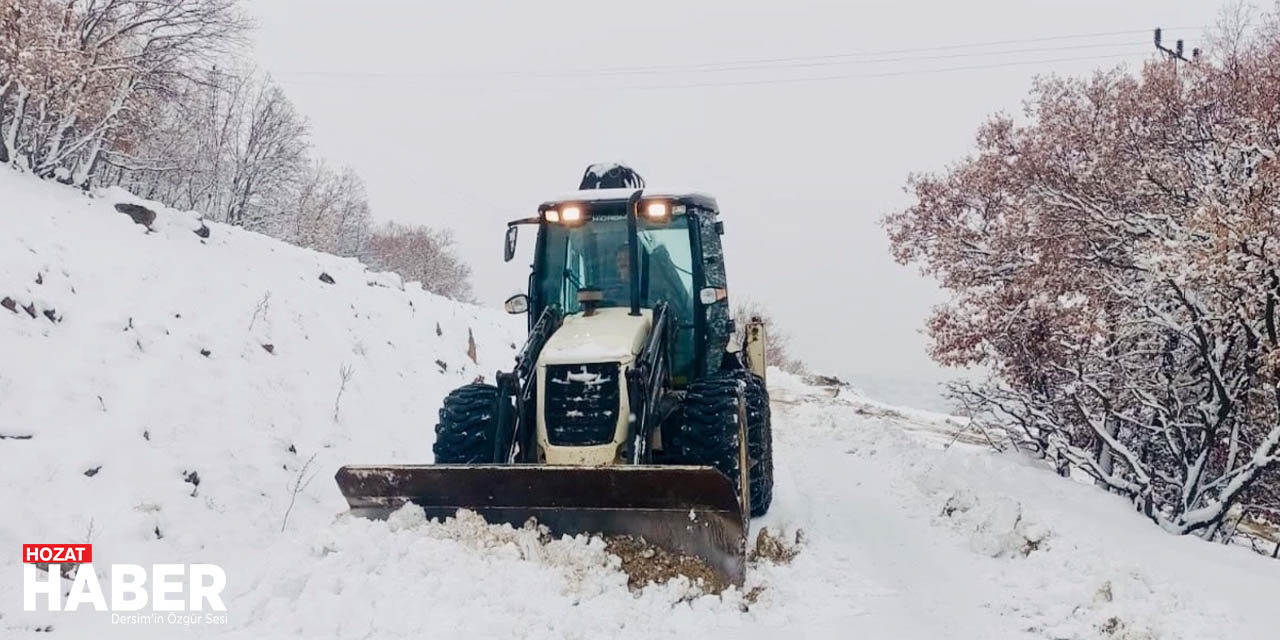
xmin=732 ymin=370 xmax=774 ymax=517
xmin=673 ymin=375 xmax=751 ymax=516
xmin=433 ymin=383 xmax=501 ymax=463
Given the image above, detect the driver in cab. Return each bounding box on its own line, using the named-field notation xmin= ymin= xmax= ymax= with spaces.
xmin=599 ymin=243 xmax=633 ymax=307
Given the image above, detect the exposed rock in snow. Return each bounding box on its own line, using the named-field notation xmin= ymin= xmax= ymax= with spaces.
xmin=113 ymin=203 xmax=156 ymax=228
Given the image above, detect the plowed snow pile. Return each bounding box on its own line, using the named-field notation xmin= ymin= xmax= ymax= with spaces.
xmin=2 ymin=171 xmax=1278 ymax=639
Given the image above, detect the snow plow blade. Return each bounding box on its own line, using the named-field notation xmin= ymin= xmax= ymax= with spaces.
xmin=334 ymin=464 xmax=747 ymax=585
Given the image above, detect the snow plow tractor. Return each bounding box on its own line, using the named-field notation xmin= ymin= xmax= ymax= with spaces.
xmin=335 ymin=164 xmax=773 ymax=585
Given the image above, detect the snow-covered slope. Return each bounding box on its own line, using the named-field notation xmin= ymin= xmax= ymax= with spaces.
xmin=2 ymin=170 xmax=1277 ymax=639
xmin=0 ymin=169 xmax=521 ymax=635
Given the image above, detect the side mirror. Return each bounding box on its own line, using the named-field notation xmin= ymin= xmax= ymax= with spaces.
xmin=504 ymin=226 xmax=518 ymax=262
xmin=504 ymin=294 xmax=529 ymax=314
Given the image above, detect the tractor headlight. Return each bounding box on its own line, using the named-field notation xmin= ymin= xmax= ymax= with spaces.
xmin=644 ymin=201 xmax=669 ymax=220
xmin=543 ymin=205 xmax=583 ymax=225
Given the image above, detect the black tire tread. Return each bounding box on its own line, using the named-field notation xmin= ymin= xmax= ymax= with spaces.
xmin=433 ymin=383 xmax=500 ymax=463
xmin=671 ymin=374 xmax=748 ymax=514
xmin=727 ymin=370 xmax=773 ymax=517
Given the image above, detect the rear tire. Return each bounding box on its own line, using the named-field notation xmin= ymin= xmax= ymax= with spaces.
xmin=672 ymin=375 xmax=750 ymax=515
xmin=433 ymin=383 xmax=501 ymax=463
xmin=731 ymin=371 xmax=774 ymax=517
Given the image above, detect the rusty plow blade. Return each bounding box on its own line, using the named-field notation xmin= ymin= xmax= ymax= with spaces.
xmin=334 ymin=464 xmax=747 ymax=585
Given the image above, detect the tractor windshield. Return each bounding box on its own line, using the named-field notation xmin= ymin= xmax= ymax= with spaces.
xmin=536 ymin=204 xmax=697 ymax=379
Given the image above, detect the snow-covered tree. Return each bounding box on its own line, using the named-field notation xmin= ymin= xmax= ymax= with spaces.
xmin=0 ymin=0 xmax=247 ymax=184
xmin=0 ymin=1 xmax=475 ymax=304
xmin=288 ymin=162 xmax=371 ymax=258
xmin=224 ymin=80 xmax=307 ymax=229
xmin=886 ymin=16 xmax=1280 ymax=540
xmin=108 ymin=67 xmax=252 ymax=219
xmin=366 ymin=222 xmax=473 ymax=301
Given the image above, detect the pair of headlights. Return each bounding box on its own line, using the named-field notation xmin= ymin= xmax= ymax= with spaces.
xmin=544 ymin=201 xmax=670 ymax=224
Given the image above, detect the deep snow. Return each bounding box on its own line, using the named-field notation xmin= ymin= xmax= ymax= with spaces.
xmin=2 ymin=170 xmax=1278 ymax=639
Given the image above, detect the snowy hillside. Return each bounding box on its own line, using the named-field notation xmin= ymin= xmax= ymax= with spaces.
xmin=2 ymin=170 xmax=1278 ymax=639
xmin=0 ymin=169 xmax=520 ymax=635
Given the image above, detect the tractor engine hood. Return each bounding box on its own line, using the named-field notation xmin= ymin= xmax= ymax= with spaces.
xmin=538 ymin=307 xmax=652 ymax=366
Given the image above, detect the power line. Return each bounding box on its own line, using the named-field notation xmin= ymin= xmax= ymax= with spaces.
xmin=549 ymin=26 xmax=1198 ymax=74
xmin=272 ymin=26 xmax=1201 ymax=80
xmin=577 ymin=52 xmax=1152 ymax=91
xmin=277 ymin=41 xmax=1153 ymax=80
xmin=274 ymin=51 xmax=1151 ymax=92
xmin=612 ymin=41 xmax=1150 ymax=75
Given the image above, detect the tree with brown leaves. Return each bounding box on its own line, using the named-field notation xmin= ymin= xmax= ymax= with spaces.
xmin=886 ymin=15 xmax=1280 ymax=541
xmin=366 ymin=222 xmax=473 ymax=302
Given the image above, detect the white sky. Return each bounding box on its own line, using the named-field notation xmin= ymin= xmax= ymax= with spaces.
xmin=248 ymin=0 xmax=1226 ymax=407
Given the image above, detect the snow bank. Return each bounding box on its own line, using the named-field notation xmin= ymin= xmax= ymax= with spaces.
xmin=231 ymin=508 xmax=748 ymax=639
xmin=764 ymin=369 xmax=1280 ymax=639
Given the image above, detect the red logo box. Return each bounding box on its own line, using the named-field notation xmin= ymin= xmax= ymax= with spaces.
xmin=22 ymin=544 xmax=92 ymax=564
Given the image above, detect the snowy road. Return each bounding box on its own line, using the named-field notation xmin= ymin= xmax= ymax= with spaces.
xmin=777 ymin=446 xmax=1002 ymax=637
xmin=750 ymin=379 xmax=1032 ymax=639
xmin=219 ymin=375 xmax=1280 ymax=640
xmin=218 ymin=377 xmax=1045 ymax=640
xmin=754 ymin=378 xmax=1280 ymax=640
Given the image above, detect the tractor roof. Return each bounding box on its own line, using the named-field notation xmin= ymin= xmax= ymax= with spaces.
xmin=540 ymin=188 xmax=719 ymax=214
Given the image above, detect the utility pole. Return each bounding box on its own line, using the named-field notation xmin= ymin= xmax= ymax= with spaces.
xmin=1154 ymin=27 xmax=1198 ymax=88
xmin=1153 ymin=27 xmax=1199 ymax=62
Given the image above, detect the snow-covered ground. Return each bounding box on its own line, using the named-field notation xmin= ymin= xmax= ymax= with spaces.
xmin=2 ymin=170 xmax=1278 ymax=639
xmin=842 ymin=372 xmax=955 ymax=414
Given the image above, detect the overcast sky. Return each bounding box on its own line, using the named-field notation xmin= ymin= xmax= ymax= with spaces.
xmin=248 ymin=0 xmax=1227 ymax=408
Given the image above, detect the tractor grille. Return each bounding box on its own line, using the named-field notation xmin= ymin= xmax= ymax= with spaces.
xmin=544 ymin=363 xmax=621 ymax=446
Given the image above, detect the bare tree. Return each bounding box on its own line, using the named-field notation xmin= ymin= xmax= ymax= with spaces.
xmin=106 ymin=69 xmax=355 ymax=252
xmin=225 ymin=80 xmax=307 ymax=229
xmin=1 ymin=3 xmax=388 ymax=273
xmin=109 ymin=66 xmax=252 ymax=216
xmin=0 ymin=0 xmax=248 ymax=185
xmin=289 ymin=162 xmax=371 ymax=257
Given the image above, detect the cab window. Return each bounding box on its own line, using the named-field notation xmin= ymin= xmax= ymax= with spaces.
xmin=536 ymin=205 xmax=697 ymax=383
